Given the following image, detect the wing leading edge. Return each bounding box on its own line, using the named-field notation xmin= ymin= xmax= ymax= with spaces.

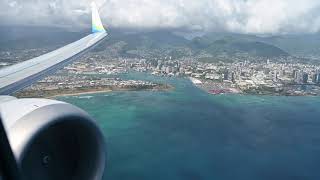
xmin=0 ymin=2 xmax=107 ymax=95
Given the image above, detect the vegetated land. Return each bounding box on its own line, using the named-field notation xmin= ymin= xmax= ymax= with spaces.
xmin=3 ymin=26 xmax=320 ymax=97
xmin=15 ymin=83 xmax=173 ymax=98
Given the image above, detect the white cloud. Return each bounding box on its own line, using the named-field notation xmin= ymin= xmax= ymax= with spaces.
xmin=1 ymin=0 xmax=320 ymax=34
xmin=8 ymin=1 xmax=17 ymax=7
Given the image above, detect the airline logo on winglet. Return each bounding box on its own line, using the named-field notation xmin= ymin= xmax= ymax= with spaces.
xmin=91 ymin=2 xmax=106 ymax=33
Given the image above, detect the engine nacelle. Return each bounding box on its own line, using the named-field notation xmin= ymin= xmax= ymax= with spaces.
xmin=0 ymin=97 xmax=105 ymax=180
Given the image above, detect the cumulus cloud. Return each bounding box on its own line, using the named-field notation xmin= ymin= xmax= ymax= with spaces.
xmin=1 ymin=0 xmax=320 ymax=34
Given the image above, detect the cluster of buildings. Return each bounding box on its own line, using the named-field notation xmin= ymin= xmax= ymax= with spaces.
xmin=3 ymin=47 xmax=320 ymax=96
xmin=32 ymin=75 xmax=158 ymax=90
xmin=152 ymin=59 xmax=320 ymax=95
xmin=0 ymin=48 xmax=53 ymax=68
xmin=61 ymin=54 xmax=320 ymax=95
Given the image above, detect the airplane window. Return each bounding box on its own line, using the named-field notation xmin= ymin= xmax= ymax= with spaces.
xmin=1 ymin=1 xmax=320 ymax=180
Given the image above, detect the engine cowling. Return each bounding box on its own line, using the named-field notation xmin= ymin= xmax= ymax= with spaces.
xmin=0 ymin=97 xmax=106 ymax=180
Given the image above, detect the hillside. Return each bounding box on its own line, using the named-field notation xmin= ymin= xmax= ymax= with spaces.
xmin=191 ymin=34 xmax=289 ymax=58
xmin=0 ymin=27 xmax=292 ymax=60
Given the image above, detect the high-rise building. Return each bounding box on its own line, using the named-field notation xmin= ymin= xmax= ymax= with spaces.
xmin=165 ymin=66 xmax=171 ymax=74
xmin=224 ymin=70 xmax=229 ymax=80
xmin=293 ymin=70 xmax=298 ymax=79
xmin=302 ymin=73 xmax=308 ymax=84
xmin=273 ymin=70 xmax=278 ymax=82
xmin=294 ymin=70 xmax=301 ymax=83
xmin=312 ymin=74 xmax=318 ymax=83
xmin=231 ymin=72 xmax=235 ymax=83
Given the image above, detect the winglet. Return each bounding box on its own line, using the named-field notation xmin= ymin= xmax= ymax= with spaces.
xmin=91 ymin=2 xmax=106 ymax=33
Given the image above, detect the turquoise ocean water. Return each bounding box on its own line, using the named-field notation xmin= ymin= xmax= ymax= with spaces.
xmin=57 ymin=72 xmax=320 ymax=180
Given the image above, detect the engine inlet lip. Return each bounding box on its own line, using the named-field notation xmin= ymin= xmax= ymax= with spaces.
xmin=6 ymin=103 xmax=106 ymax=180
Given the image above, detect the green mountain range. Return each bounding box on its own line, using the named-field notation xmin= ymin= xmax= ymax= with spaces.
xmin=2 ymin=26 xmax=320 ymax=61
xmin=96 ymin=29 xmax=291 ymax=59
xmin=191 ymin=36 xmax=289 ymax=58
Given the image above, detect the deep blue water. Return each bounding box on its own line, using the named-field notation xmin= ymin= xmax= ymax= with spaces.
xmin=58 ymin=73 xmax=320 ymax=180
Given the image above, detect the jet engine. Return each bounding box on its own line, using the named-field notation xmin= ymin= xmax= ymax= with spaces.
xmin=0 ymin=97 xmax=106 ymax=180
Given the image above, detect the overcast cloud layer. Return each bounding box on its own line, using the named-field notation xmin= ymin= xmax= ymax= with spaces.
xmin=1 ymin=0 xmax=320 ymax=34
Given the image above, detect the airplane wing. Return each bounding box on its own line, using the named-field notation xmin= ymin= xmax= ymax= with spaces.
xmin=0 ymin=2 xmax=107 ymax=95
xmin=0 ymin=3 xmax=107 ymax=180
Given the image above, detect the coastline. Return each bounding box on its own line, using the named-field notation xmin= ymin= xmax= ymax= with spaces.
xmin=48 ymin=89 xmax=113 ymax=98
xmin=15 ymin=84 xmax=174 ymax=99
xmin=188 ymin=77 xmax=320 ymax=97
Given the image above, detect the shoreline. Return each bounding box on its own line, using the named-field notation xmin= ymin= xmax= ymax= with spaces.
xmin=15 ymin=84 xmax=174 ymax=99
xmin=48 ymin=89 xmax=113 ymax=98
xmin=189 ymin=77 xmax=320 ymax=97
